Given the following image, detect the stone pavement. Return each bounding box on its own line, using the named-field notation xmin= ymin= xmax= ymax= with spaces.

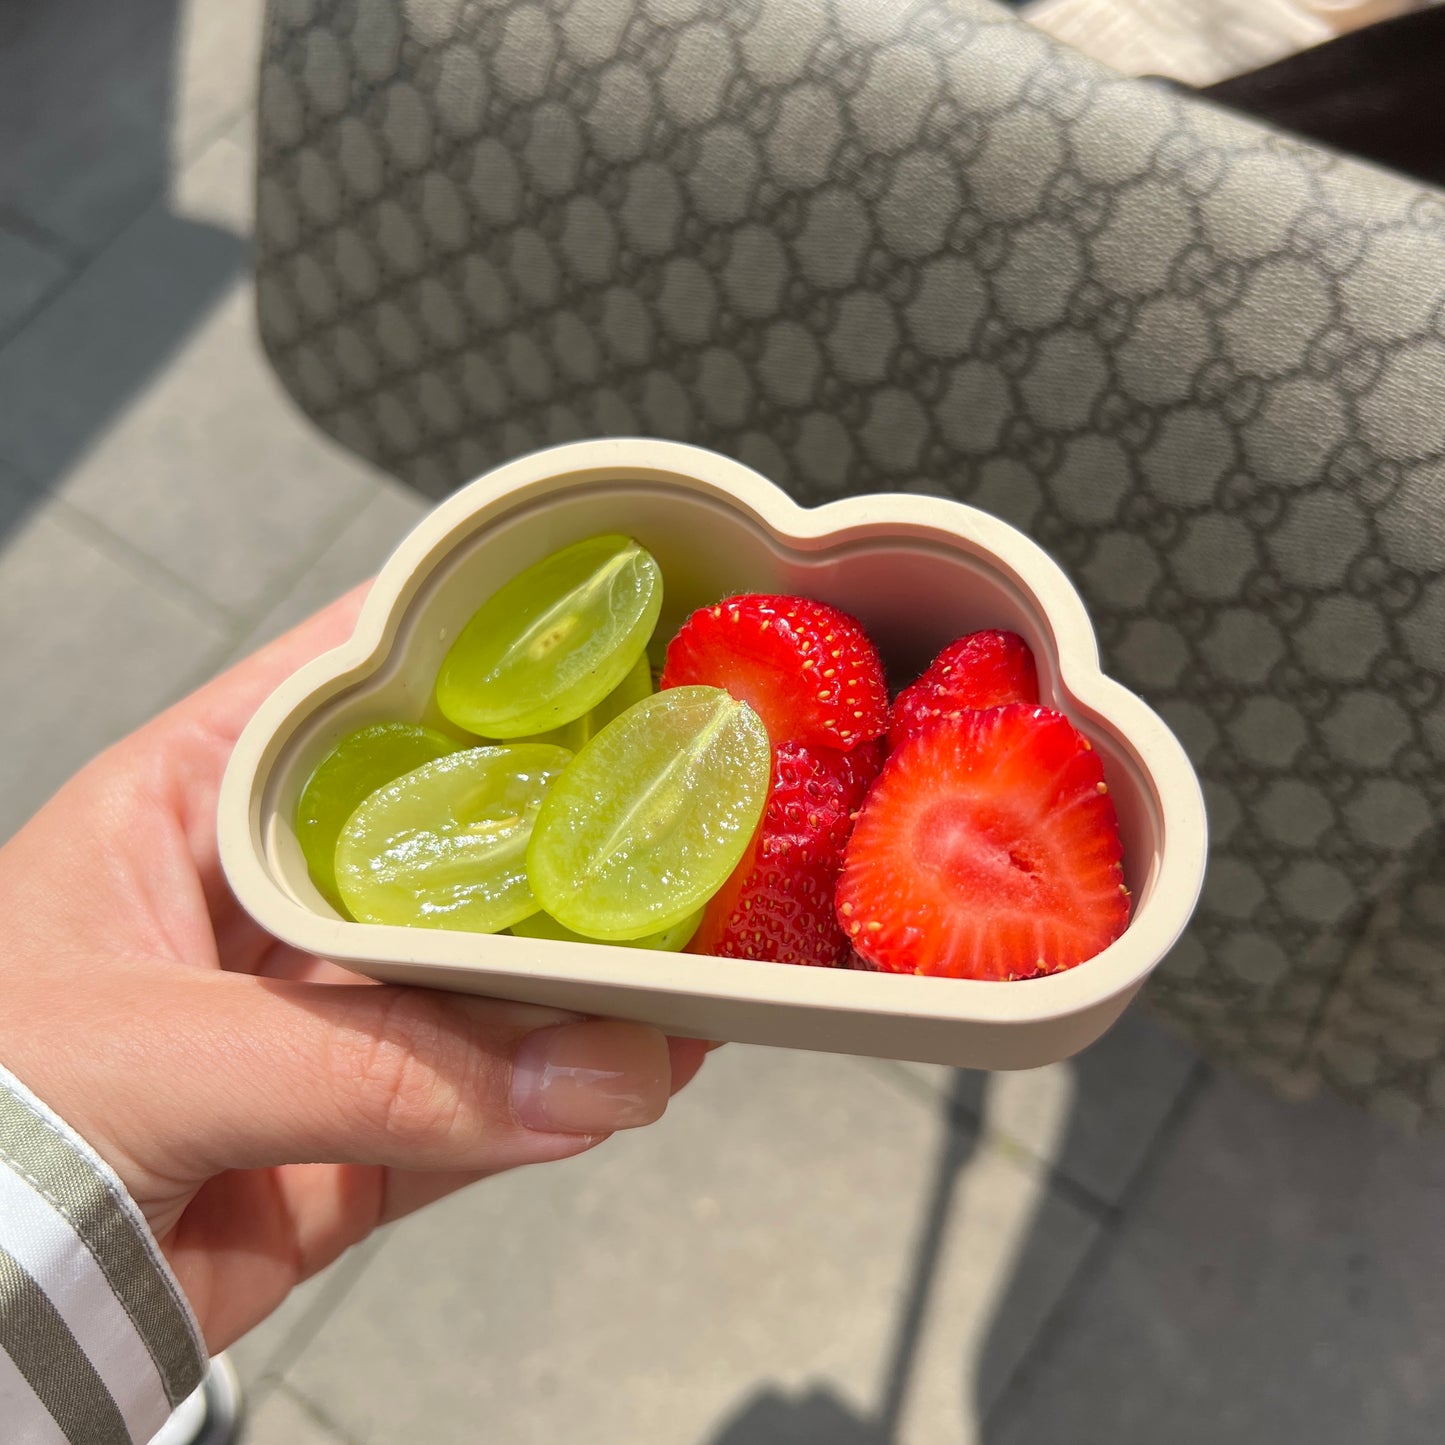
xmin=1 ymin=5 xmax=1442 ymax=1443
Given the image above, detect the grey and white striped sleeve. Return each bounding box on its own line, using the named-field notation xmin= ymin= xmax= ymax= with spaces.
xmin=0 ymin=1063 xmax=205 ymax=1444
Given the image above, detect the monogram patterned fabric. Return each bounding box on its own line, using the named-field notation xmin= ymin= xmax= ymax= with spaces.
xmin=253 ymin=0 xmax=1445 ymax=1128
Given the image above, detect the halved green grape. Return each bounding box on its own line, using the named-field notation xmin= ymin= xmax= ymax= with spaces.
xmin=526 ymin=686 xmax=771 ymax=940
xmin=335 ymin=745 xmax=571 ymax=933
xmin=510 ymin=905 xmax=703 ymax=952
xmin=296 ymin=721 xmax=458 ymax=911
xmin=435 ymin=534 xmax=662 ymax=738
xmin=586 ymin=646 xmax=655 ymax=732
xmin=517 ymin=650 xmax=654 ymax=752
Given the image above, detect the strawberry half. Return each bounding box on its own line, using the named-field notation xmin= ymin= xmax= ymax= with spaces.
xmin=689 ymin=739 xmax=884 ymax=967
xmin=661 ymin=594 xmax=889 ymax=751
xmin=837 ymin=706 xmax=1129 ymax=980
xmin=888 ymin=630 xmax=1038 ymax=750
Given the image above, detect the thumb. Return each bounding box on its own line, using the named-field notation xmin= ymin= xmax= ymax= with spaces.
xmin=61 ymin=970 xmax=676 ymax=1189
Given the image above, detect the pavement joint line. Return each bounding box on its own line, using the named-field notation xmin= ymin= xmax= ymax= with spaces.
xmin=251 ymin=1234 xmax=388 ymax=1395
xmin=40 ymin=490 xmax=240 ymax=627
xmin=0 ymin=109 xmax=253 ymax=374
xmin=174 ymin=101 xmax=258 ymax=176
xmin=219 ymin=475 xmax=392 ymax=653
xmin=858 ymin=1056 xmax=976 ymax=1113
xmin=950 ymin=1102 xmax=1117 ymax=1226
xmin=1015 ymin=1141 xmax=1115 ymax=1225
xmin=979 ymin=1057 xmax=1216 ymax=1438
xmin=0 ymin=276 xmax=73 ymax=355
xmin=234 ymin=1367 xmax=281 ymax=1417
xmin=273 ymin=1378 xmax=365 ymax=1445
xmin=0 ymin=206 xmax=84 ymax=269
xmin=8 ymin=428 xmax=387 ymax=707
xmin=115 ymin=449 xmax=391 ymax=708
xmin=858 ymin=1055 xmax=1119 ymax=1220
xmin=165 ymin=632 xmax=261 ymax=724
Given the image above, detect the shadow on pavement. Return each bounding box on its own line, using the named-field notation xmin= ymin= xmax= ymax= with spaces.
xmin=705 ymin=1070 xmax=989 ymax=1444
xmin=984 ymin=1068 xmax=1445 ymax=1445
xmin=703 ymin=1028 xmax=1208 ymax=1445
xmin=0 ymin=0 xmax=244 ymax=540
xmin=703 ymin=1028 xmax=1445 ymax=1445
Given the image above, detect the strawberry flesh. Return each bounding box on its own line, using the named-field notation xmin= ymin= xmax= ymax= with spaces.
xmin=837 ymin=706 xmax=1129 ymax=980
xmin=661 ymin=594 xmax=889 ymax=752
xmin=689 ymin=739 xmax=884 ymax=967
xmin=889 ymin=629 xmax=1038 ymax=750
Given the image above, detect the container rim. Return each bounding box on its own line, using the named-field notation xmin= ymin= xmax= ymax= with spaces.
xmin=218 ymin=438 xmax=1208 ymax=1030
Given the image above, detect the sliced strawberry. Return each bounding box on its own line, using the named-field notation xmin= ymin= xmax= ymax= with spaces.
xmin=661 ymin=594 xmax=889 ymax=751
xmin=689 ymin=740 xmax=884 ymax=967
xmin=889 ymin=630 xmax=1038 ymax=750
xmin=836 ymin=706 xmax=1129 ymax=980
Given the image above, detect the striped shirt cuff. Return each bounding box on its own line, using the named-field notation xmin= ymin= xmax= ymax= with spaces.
xmin=0 ymin=1063 xmax=205 ymax=1444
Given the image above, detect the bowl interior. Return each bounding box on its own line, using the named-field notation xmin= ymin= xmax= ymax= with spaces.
xmin=256 ymin=475 xmax=1166 ymax=933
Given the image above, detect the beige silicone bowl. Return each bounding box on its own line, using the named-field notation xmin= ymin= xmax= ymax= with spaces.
xmin=218 ymin=439 xmax=1206 ymax=1070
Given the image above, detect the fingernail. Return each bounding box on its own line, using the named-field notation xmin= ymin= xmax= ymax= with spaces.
xmin=511 ymin=1021 xmax=671 ymax=1134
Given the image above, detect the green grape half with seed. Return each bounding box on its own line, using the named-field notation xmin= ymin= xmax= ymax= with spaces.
xmin=435 ymin=534 xmax=662 ymax=739
xmin=514 ymin=650 xmax=653 ymax=752
xmin=526 ymin=686 xmax=771 ymax=941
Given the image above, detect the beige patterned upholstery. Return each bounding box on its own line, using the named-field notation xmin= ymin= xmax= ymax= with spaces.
xmin=253 ymin=0 xmax=1445 ymax=1128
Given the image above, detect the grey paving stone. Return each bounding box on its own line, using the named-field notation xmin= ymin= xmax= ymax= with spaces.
xmin=878 ymin=1006 xmax=1201 ymax=1207
xmin=0 ymin=0 xmax=264 ymax=255
xmin=173 ymin=118 xmax=259 ymax=239
xmin=0 ymin=135 xmax=388 ymax=617
xmin=0 ymin=501 xmax=228 ymax=837
xmin=230 ymin=1239 xmax=384 ymax=1397
xmin=168 ymin=1 xmax=267 ymax=169
xmin=0 ymin=159 xmax=246 ymax=488
xmin=53 ymin=274 xmax=386 ymax=617
xmin=230 ymin=482 xmax=431 ymax=660
xmin=239 ymin=1383 xmax=349 ymax=1445
xmin=989 ymin=1071 xmax=1445 ymax=1445
xmin=0 ymin=227 xmax=68 ymax=341
xmin=0 ymin=456 xmax=39 ymax=539
xmin=283 ymin=1046 xmax=1099 ymax=1445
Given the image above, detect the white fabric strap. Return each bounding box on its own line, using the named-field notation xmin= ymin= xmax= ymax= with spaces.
xmin=0 ymin=1343 xmax=69 ymax=1445
xmin=0 ymin=1162 xmax=171 ymax=1442
xmin=0 ymin=1063 xmax=205 ymax=1444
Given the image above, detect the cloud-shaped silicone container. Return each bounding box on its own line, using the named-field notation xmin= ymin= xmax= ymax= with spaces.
xmin=219 ymin=439 xmax=1206 ymax=1071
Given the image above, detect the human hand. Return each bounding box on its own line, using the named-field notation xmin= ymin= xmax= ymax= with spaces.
xmin=0 ymin=586 xmax=708 ymax=1354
